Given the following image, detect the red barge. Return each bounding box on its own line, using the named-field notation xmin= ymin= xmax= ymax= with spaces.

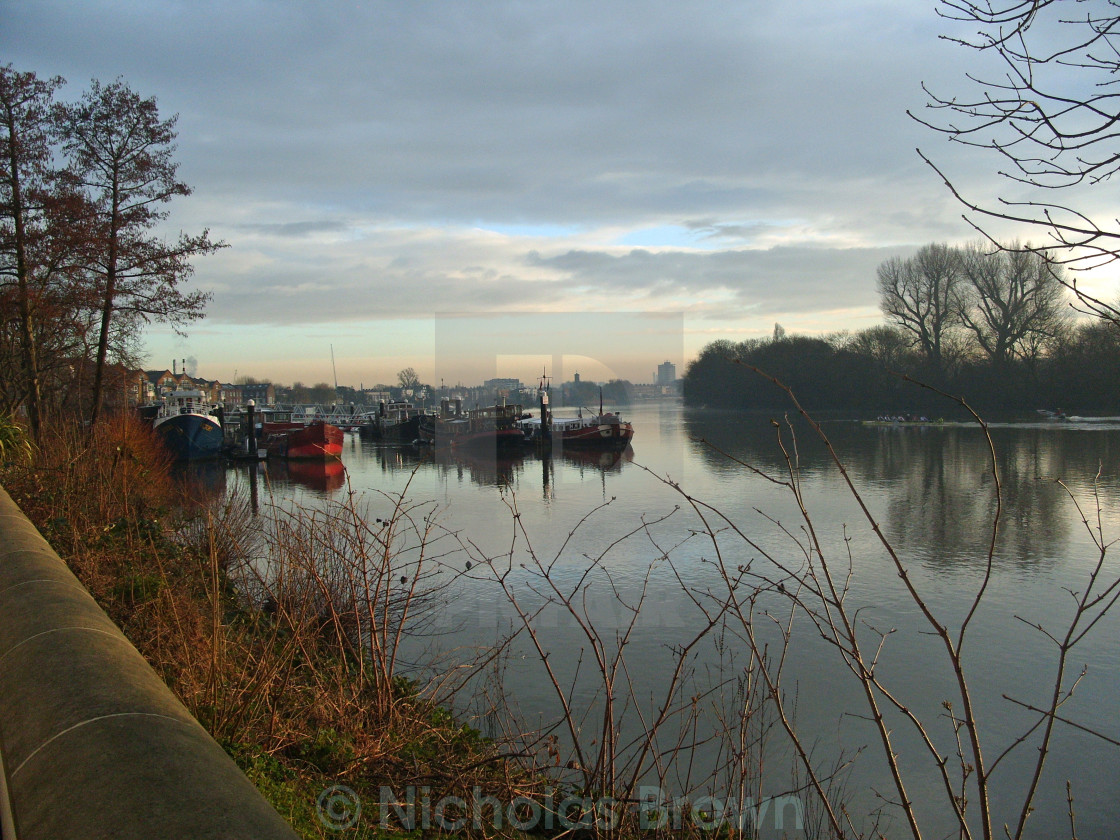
xmin=260 ymin=415 xmax=344 ymax=460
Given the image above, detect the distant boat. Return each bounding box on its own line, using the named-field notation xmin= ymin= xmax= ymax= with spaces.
xmin=861 ymin=419 xmax=943 ymax=428
xmin=520 ymin=412 xmax=635 ymax=450
xmin=419 ymin=398 xmax=525 ymax=451
xmin=259 ymin=411 xmax=344 ymax=459
xmin=520 ymin=382 xmax=635 ymax=451
xmin=152 ymin=390 xmax=224 ymax=460
xmin=358 ymin=401 xmax=428 ymax=442
xmin=1035 ymin=409 xmax=1069 ymax=422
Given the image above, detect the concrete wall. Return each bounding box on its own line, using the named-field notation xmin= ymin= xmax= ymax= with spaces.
xmin=0 ymin=485 xmax=299 ymax=839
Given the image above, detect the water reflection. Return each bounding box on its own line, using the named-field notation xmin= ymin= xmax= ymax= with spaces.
xmin=558 ymin=445 xmax=632 ymax=473
xmin=357 ymin=441 xmax=529 ymax=488
xmin=169 ymin=459 xmax=227 ymax=499
xmin=351 ymin=439 xmax=635 ymax=491
xmin=681 ymin=411 xmax=1120 ymax=574
xmin=264 ymin=458 xmax=347 ymax=495
xmin=682 ymin=409 xmax=839 ymax=479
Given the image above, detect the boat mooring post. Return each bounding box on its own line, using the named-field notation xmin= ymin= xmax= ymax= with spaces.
xmin=538 ymin=385 xmax=553 ymax=454
xmin=249 ymin=460 xmax=260 ymax=515
xmin=246 ymin=399 xmax=257 ymax=455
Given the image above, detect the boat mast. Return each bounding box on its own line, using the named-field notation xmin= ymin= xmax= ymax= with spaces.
xmin=330 ymin=344 xmax=339 ymax=400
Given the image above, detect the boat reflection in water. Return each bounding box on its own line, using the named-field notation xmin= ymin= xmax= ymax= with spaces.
xmin=170 ymin=459 xmax=227 ymax=499
xmin=366 ymin=441 xmax=528 ymax=489
xmin=264 ymin=458 xmax=347 ymax=495
xmin=558 ymin=445 xmax=633 ymax=473
xmin=358 ymin=435 xmax=633 ymax=492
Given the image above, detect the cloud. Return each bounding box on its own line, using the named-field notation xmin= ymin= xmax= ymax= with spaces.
xmin=5 ymin=0 xmax=1093 ymax=382
xmin=234 ymin=220 xmax=352 ymax=238
xmin=527 ymin=243 xmax=904 ymax=318
xmin=2 ymin=0 xmax=969 ymax=236
xmin=190 ymin=214 xmax=902 ymax=328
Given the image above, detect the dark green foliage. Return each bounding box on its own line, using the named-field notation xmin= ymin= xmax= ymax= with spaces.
xmin=285 ymin=728 xmax=356 ymax=775
xmin=685 ymin=322 xmax=1120 ymax=416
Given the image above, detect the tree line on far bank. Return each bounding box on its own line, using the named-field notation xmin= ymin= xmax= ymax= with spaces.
xmin=684 ymin=243 xmax=1120 ymax=416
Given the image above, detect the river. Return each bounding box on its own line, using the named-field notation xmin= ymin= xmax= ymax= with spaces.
xmin=208 ymin=401 xmax=1120 ymax=839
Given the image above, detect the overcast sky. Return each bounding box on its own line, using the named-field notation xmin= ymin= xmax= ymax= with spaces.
xmin=4 ymin=0 xmax=1112 ymax=387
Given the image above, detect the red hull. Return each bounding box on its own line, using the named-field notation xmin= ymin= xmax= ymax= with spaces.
xmin=262 ymin=420 xmax=344 ymax=459
xmin=521 ymin=412 xmax=635 ymax=451
xmin=556 ymin=419 xmax=634 ymax=449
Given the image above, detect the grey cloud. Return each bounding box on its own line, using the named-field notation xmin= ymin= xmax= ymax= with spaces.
xmin=205 ymin=259 xmax=563 ymax=326
xmin=1 ymin=0 xmax=976 ymax=236
xmin=527 ymin=245 xmax=906 ymax=317
xmin=234 ymin=221 xmax=352 ymax=238
xmin=200 ymin=237 xmax=902 ymax=327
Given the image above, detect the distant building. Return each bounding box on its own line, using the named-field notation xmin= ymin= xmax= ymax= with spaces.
xmin=145 ymin=370 xmax=178 ymax=398
xmin=219 ymin=384 xmax=242 ymax=407
xmin=362 ymin=389 xmax=392 ymax=405
xmin=239 ymin=382 xmax=276 ymax=405
xmin=657 ymin=361 xmax=677 ymax=386
xmin=484 ymin=378 xmax=521 ymax=393
xmin=630 ymin=384 xmax=662 ymax=400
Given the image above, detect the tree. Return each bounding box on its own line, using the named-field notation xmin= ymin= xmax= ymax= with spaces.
xmin=397 ymin=367 xmax=421 ymax=392
xmin=956 ymin=242 xmax=1068 ymax=366
xmin=913 ymin=1 xmax=1120 ymax=322
xmin=60 ymin=78 xmax=223 ymax=423
xmin=307 ymin=382 xmax=336 ymax=405
xmin=0 ymin=66 xmax=64 ymax=438
xmin=847 ymin=324 xmax=914 ymax=370
xmin=877 ymin=243 xmax=963 ymax=378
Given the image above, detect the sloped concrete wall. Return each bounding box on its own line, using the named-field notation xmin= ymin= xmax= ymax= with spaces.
xmin=0 ymin=485 xmax=298 ymax=840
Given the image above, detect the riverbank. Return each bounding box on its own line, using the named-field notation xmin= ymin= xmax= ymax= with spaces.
xmin=0 ymin=415 xmax=534 ymax=839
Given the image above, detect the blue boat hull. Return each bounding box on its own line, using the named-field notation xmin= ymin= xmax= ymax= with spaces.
xmin=154 ymin=413 xmax=224 ymax=460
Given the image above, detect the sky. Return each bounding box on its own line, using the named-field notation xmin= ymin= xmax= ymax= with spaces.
xmin=4 ymin=0 xmax=1116 ymax=388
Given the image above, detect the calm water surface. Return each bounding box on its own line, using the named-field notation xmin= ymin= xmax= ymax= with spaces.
xmin=218 ymin=402 xmax=1120 ymax=838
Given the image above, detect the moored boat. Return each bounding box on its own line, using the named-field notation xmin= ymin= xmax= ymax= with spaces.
xmin=520 ymin=411 xmax=635 ymax=450
xmin=151 ymin=390 xmax=224 ymax=461
xmin=359 ymin=401 xmax=427 ymax=442
xmin=261 ymin=416 xmax=344 ymax=459
xmin=519 ymin=382 xmax=635 ymax=451
xmin=419 ymin=398 xmax=525 ymax=451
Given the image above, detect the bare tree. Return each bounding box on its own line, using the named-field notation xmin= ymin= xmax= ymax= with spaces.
xmin=0 ymin=66 xmax=65 ymax=438
xmin=877 ymin=243 xmax=963 ymax=378
xmin=956 ymin=241 xmax=1069 ymax=366
xmin=846 ymin=324 xmax=914 ymax=369
xmin=397 ymin=366 xmax=421 ymax=392
xmin=913 ymin=1 xmax=1120 ymax=321
xmin=60 ymin=78 xmax=223 ymax=423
